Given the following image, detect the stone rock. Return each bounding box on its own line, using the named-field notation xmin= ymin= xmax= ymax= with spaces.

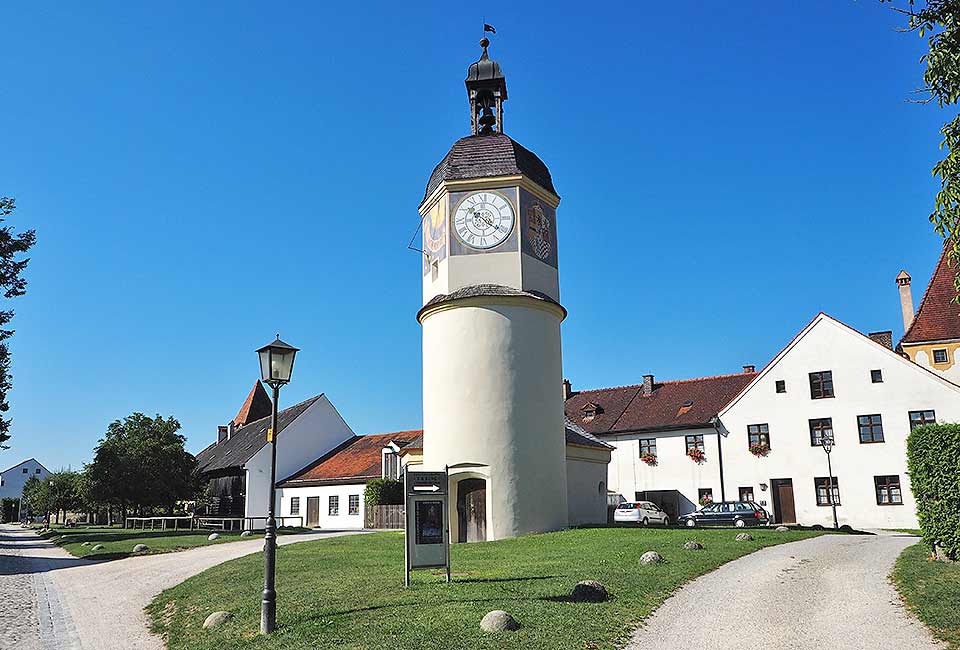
xmin=240 ymin=530 xmax=253 ymax=537
xmin=203 ymin=611 xmax=234 ymax=629
xmin=207 ymin=533 xmax=219 ymax=541
xmin=80 ymin=541 xmax=90 ymax=547
xmin=91 ymin=544 xmax=105 ymax=551
xmin=639 ymin=551 xmax=664 ymax=565
xmin=735 ymin=533 xmax=754 ymax=541
xmin=775 ymin=526 xmax=790 ymax=532
xmin=480 ymin=610 xmax=520 ymax=633
xmin=570 ymin=580 xmax=608 ymax=602
xmin=133 ymin=544 xmax=149 ymax=553
xmin=683 ymin=540 xmax=704 ymax=550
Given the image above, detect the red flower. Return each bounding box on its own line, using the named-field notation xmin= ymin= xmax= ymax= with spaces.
xmin=687 ymin=448 xmax=706 ymax=464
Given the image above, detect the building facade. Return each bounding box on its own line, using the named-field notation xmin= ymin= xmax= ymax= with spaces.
xmin=0 ymin=458 xmax=50 ymax=499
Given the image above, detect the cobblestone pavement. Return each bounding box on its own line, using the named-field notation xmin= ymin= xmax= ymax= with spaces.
xmin=0 ymin=524 xmax=364 ymax=650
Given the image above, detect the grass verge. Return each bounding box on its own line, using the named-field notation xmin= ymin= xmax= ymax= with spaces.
xmin=148 ymin=526 xmax=824 ymax=650
xmin=892 ymin=541 xmax=960 ymax=649
xmin=38 ymin=525 xmax=306 ymax=560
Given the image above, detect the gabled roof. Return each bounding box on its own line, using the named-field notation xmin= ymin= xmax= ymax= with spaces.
xmin=901 ymin=245 xmax=960 ymax=345
xmin=564 ymin=418 xmax=614 ymax=449
xmin=0 ymin=458 xmax=49 ymax=476
xmin=278 ymin=430 xmax=423 ymax=487
xmin=233 ymin=381 xmax=273 ymax=427
xmin=721 ymin=312 xmax=960 ymax=416
xmin=196 ymin=394 xmax=324 ymax=474
xmin=565 ymin=373 xmax=757 ymax=435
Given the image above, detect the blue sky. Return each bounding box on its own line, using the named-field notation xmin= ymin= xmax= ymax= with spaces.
xmin=0 ymin=2 xmax=949 ymax=470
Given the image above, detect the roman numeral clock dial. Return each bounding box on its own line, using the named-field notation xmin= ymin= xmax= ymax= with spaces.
xmin=453 ymin=191 xmax=515 ymax=249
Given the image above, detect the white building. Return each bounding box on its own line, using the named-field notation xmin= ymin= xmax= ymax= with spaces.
xmin=571 ymin=313 xmax=960 ymax=529
xmin=0 ymin=458 xmax=50 ymax=499
xmin=195 ymin=382 xmax=355 ymax=529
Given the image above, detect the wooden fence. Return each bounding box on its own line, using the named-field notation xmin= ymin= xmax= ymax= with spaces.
xmin=365 ymin=505 xmax=404 ymax=529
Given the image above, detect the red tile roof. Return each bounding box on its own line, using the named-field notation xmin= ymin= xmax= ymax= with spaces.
xmin=565 ymin=373 xmax=757 ymax=435
xmin=278 ymin=430 xmax=423 ymax=486
xmin=901 ymin=245 xmax=960 ymax=344
xmin=233 ymin=381 xmax=272 ymax=427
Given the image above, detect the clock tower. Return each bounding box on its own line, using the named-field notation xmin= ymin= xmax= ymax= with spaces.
xmin=417 ymin=37 xmax=568 ymax=542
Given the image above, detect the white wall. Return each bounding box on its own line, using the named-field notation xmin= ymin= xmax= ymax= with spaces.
xmin=0 ymin=459 xmax=49 ymax=499
xmin=244 ymin=395 xmax=356 ymax=522
xmin=606 ymin=427 xmax=721 ymax=516
xmin=720 ymin=315 xmax=960 ymax=529
xmin=566 ymin=446 xmax=610 ymax=526
xmin=276 ymin=483 xmax=366 ymax=530
xmin=912 ymin=348 xmax=960 ymax=384
xmin=422 ymin=299 xmax=568 ymax=541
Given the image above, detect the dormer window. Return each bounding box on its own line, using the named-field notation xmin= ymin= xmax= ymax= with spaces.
xmin=580 ymin=402 xmax=602 ymax=422
xmin=382 ymin=449 xmax=400 ymax=480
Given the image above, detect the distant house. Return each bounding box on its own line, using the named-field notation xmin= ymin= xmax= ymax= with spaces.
xmin=0 ymin=458 xmax=50 ymax=499
xmin=277 ymin=430 xmax=423 ymax=529
xmin=195 ymin=382 xmax=354 ymax=528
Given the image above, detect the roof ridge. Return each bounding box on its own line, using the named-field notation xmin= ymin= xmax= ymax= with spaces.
xmin=575 ymin=372 xmax=755 ymax=394
xmin=233 ymin=393 xmax=324 ymax=433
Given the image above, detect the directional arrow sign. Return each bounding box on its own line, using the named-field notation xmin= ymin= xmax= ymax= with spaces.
xmin=413 ymin=485 xmax=441 ymax=492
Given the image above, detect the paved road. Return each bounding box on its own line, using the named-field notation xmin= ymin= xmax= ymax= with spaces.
xmin=626 ymin=532 xmax=943 ymax=650
xmin=0 ymin=524 xmax=364 ymax=650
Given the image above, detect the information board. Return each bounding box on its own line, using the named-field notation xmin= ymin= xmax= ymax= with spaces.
xmin=404 ymin=468 xmax=450 ymax=585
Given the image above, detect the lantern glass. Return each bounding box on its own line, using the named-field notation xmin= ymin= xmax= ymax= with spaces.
xmin=257 ymin=338 xmax=299 ymax=385
xmin=822 ymin=435 xmax=834 ymax=453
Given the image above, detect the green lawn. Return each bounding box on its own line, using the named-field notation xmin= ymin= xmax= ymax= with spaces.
xmin=148 ymin=526 xmax=824 ymax=650
xmin=39 ymin=525 xmax=305 ymax=561
xmin=892 ymin=542 xmax=960 ymax=649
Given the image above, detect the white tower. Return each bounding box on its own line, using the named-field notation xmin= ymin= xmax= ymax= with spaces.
xmin=418 ymin=37 xmax=568 ymax=542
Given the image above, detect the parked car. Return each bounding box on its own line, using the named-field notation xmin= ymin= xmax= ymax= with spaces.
xmin=677 ymin=501 xmax=770 ymax=528
xmin=613 ymin=501 xmax=670 ymax=526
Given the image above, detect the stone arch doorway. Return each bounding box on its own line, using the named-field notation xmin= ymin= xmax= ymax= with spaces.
xmin=456 ymin=478 xmax=487 ymax=543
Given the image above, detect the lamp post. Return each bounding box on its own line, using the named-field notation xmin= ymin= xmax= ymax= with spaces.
xmin=256 ymin=336 xmax=299 ymax=635
xmin=821 ymin=435 xmax=839 ymax=530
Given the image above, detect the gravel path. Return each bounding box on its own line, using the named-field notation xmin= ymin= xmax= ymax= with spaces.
xmin=626 ymin=531 xmax=942 ymax=650
xmin=0 ymin=524 xmax=364 ymax=650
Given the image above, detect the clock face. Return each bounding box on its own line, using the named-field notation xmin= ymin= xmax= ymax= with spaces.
xmin=453 ymin=191 xmax=515 ymax=250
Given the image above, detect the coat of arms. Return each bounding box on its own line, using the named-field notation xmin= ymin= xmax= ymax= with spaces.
xmin=526 ymin=202 xmax=551 ymax=261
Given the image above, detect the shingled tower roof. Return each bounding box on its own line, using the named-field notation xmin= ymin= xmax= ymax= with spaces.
xmin=233 ymin=381 xmax=272 ymax=427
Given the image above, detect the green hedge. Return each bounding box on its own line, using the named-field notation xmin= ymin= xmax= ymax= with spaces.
xmin=906 ymin=423 xmax=960 ymax=560
xmin=364 ymin=478 xmax=403 ymax=509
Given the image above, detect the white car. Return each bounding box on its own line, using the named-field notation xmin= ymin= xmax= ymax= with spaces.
xmin=613 ymin=501 xmax=670 ymax=526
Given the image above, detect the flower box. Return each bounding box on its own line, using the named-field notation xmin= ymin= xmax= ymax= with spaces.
xmin=687 ymin=448 xmax=706 ymax=464
xmin=640 ymin=452 xmax=657 ymax=466
xmin=749 ymin=442 xmax=771 ymax=457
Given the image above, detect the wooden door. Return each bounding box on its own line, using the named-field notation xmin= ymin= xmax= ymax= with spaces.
xmin=773 ymin=479 xmax=796 ymax=524
xmin=306 ymin=496 xmax=320 ymax=528
xmin=457 ymin=479 xmax=487 ymax=543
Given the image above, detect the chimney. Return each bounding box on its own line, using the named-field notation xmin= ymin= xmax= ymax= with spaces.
xmin=897 ymin=270 xmax=914 ymax=332
xmin=562 ymin=378 xmax=573 ymax=401
xmin=217 ymin=425 xmax=228 ymax=444
xmin=742 ymin=365 xmax=756 ymax=373
xmin=227 ymin=421 xmax=236 ymax=440
xmin=642 ymin=374 xmax=654 ymax=396
xmin=868 ymin=331 xmax=894 ymax=350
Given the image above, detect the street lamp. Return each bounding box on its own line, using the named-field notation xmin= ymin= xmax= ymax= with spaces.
xmin=256 ymin=335 xmax=299 ymax=635
xmin=821 ymin=435 xmax=839 ymax=530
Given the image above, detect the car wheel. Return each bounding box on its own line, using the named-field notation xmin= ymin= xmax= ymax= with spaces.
xmin=662 ymin=517 xmax=670 ymax=527
xmin=642 ymin=517 xmax=649 ymax=527
xmin=735 ymin=519 xmax=746 ymax=528
xmin=685 ymin=519 xmax=696 ymax=527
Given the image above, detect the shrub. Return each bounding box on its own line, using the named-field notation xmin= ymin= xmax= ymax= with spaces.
xmin=906 ymin=423 xmax=960 ymax=560
xmin=364 ymin=478 xmax=403 ymax=508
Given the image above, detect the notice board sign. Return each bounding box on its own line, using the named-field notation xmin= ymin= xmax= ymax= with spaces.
xmin=404 ymin=468 xmax=450 ymax=586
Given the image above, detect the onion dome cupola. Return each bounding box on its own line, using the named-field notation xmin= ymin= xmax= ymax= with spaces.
xmin=466 ymin=36 xmax=508 ymax=135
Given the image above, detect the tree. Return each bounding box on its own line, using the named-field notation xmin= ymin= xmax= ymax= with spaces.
xmin=884 ymin=2 xmax=960 ymax=286
xmin=46 ymin=470 xmax=82 ymax=524
xmin=22 ymin=474 xmax=51 ymax=522
xmin=0 ymin=197 xmax=36 ymax=449
xmin=86 ymin=413 xmax=198 ymax=519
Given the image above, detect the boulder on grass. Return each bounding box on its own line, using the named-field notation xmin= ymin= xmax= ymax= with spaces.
xmin=203 ymin=611 xmax=234 ymax=629
xmin=91 ymin=544 xmax=105 ymax=551
xmin=80 ymin=541 xmax=90 ymax=547
xmin=570 ymin=580 xmax=608 ymax=603
xmin=133 ymin=544 xmax=149 ymax=553
xmin=240 ymin=530 xmax=253 ymax=538
xmin=207 ymin=533 xmax=219 ymax=541
xmin=480 ymin=610 xmax=520 ymax=633
xmin=683 ymin=540 xmax=704 ymax=550
xmin=735 ymin=533 xmax=753 ymax=542
xmin=775 ymin=526 xmax=790 ymax=532
xmin=640 ymin=551 xmax=664 ymax=565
